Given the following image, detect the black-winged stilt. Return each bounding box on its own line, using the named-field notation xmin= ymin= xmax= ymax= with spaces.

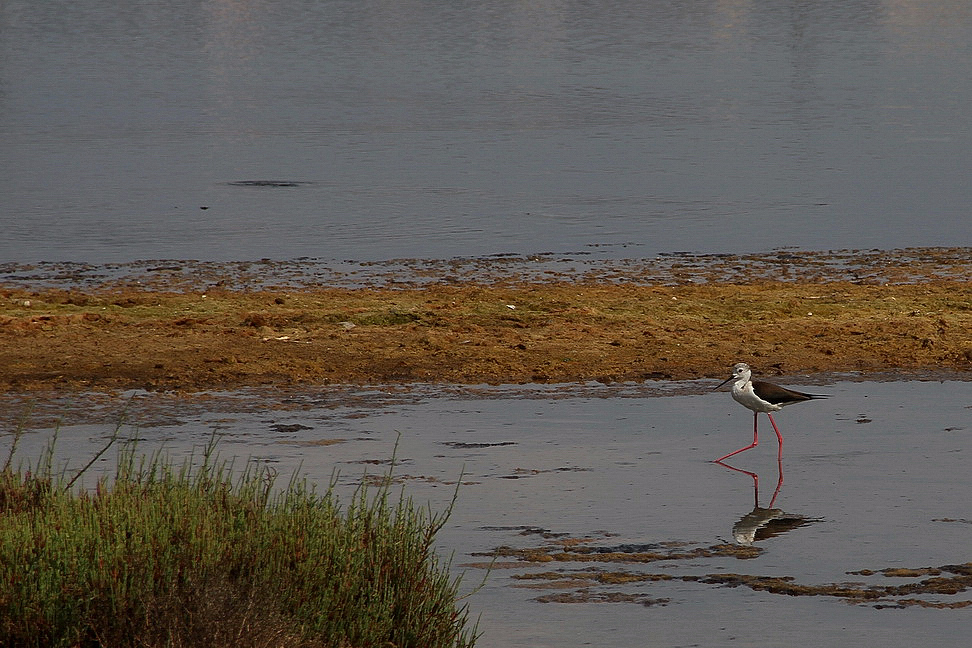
xmin=713 ymin=362 xmax=827 ymax=462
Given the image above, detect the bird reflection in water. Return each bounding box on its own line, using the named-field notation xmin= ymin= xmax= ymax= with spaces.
xmin=715 ymin=458 xmax=816 ymax=545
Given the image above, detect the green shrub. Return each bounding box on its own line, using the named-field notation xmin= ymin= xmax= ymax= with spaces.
xmin=0 ymin=428 xmax=479 ymax=648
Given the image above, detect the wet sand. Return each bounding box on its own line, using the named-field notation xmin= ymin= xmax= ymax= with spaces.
xmin=2 ymin=248 xmax=970 ymax=392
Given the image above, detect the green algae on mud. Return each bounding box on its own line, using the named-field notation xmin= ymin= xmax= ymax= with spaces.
xmin=1 ymin=266 xmax=971 ymax=391
xmin=475 ymin=535 xmax=972 ymax=610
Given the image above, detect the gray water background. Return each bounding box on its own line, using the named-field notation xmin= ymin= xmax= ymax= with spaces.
xmin=2 ymin=0 xmax=971 ymax=264
xmin=4 ymin=4 xmax=972 ymax=644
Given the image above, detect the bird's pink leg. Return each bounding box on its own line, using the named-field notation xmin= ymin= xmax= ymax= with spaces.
xmin=713 ymin=411 xmax=759 ymax=462
xmin=766 ymin=413 xmax=784 ymax=459
xmin=767 ymin=456 xmax=784 ymax=508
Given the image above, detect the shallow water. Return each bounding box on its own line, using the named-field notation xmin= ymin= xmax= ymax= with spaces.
xmin=2 ymin=1 xmax=972 ymax=263
xmin=6 ymin=377 xmax=972 ymax=646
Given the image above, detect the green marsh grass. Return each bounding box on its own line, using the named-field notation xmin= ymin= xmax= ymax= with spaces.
xmin=0 ymin=426 xmax=480 ymax=648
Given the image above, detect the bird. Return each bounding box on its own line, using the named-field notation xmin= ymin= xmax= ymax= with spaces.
xmin=713 ymin=362 xmax=827 ymax=462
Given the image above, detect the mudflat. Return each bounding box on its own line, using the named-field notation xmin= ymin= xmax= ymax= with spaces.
xmin=3 ymin=251 xmax=970 ymax=392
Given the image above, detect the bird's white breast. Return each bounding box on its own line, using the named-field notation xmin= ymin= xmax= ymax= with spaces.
xmin=731 ymin=380 xmax=782 ymax=413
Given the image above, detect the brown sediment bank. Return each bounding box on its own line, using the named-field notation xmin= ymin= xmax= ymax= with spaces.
xmin=1 ymin=271 xmax=970 ymax=392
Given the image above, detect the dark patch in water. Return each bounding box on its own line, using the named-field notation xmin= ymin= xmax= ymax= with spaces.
xmin=227 ymin=180 xmax=311 ymax=188
xmin=443 ymin=441 xmax=516 ymax=448
xmin=270 ymin=423 xmax=314 ymax=433
xmin=479 ymin=526 xmax=570 ymax=538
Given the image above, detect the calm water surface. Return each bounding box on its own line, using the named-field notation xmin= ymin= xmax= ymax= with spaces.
xmin=7 ymin=379 xmax=972 ymax=647
xmin=2 ymin=1 xmax=971 ymax=263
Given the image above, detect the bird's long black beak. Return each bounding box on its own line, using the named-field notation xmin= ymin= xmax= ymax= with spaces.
xmin=713 ymin=375 xmax=734 ymax=391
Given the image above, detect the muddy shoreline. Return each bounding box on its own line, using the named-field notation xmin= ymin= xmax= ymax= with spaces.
xmin=2 ymin=248 xmax=970 ymax=393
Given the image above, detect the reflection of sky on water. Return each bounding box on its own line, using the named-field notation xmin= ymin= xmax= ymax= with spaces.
xmin=1 ymin=1 xmax=971 ymax=262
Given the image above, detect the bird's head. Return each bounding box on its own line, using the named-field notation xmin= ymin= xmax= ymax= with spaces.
xmin=714 ymin=362 xmax=751 ymax=390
